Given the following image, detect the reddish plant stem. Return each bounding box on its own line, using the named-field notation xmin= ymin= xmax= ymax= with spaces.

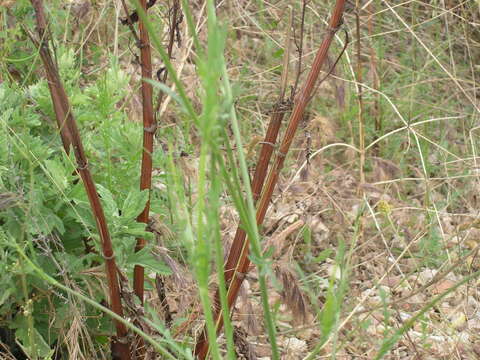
xmin=194 ymin=13 xmax=295 ymax=352
xmin=29 ymin=1 xmax=131 ymax=359
xmin=27 ymin=3 xmax=72 ymax=151
xmin=174 ymin=73 xmax=290 ymax=352
xmin=194 ymin=1 xmax=346 ymax=358
xmin=223 ymin=108 xmax=286 ymax=278
xmin=133 ymin=0 xmax=155 ymax=303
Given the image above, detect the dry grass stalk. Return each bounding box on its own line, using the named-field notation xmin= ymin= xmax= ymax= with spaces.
xmin=355 ymin=0 xmax=365 ymax=186
xmin=194 ymin=1 xmax=347 ymax=357
xmin=29 ymin=1 xmax=131 ymax=358
xmin=367 ymin=1 xmax=381 ymax=155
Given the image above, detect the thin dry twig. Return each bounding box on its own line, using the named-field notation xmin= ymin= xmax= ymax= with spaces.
xmin=355 ymin=1 xmax=365 ymax=186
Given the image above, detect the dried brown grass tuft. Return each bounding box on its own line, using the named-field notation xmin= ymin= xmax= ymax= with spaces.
xmin=61 ymin=305 xmax=100 ymax=360
xmin=237 ymin=281 xmax=260 ymax=335
xmin=274 ymin=263 xmax=308 ymax=325
xmin=233 ymin=325 xmax=257 ymax=360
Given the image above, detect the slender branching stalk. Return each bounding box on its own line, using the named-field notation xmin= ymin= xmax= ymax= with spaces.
xmin=194 ymin=1 xmax=347 ymax=358
xmin=29 ymin=1 xmax=131 ymax=359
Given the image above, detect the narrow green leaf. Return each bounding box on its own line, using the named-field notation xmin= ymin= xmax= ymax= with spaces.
xmin=320 ymin=288 xmax=338 ymax=341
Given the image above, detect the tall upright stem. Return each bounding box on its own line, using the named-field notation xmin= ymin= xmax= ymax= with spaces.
xmin=194 ymin=1 xmax=346 ymax=358
xmin=29 ymin=1 xmax=131 ymax=358
xmin=133 ymin=0 xmax=155 ymax=303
